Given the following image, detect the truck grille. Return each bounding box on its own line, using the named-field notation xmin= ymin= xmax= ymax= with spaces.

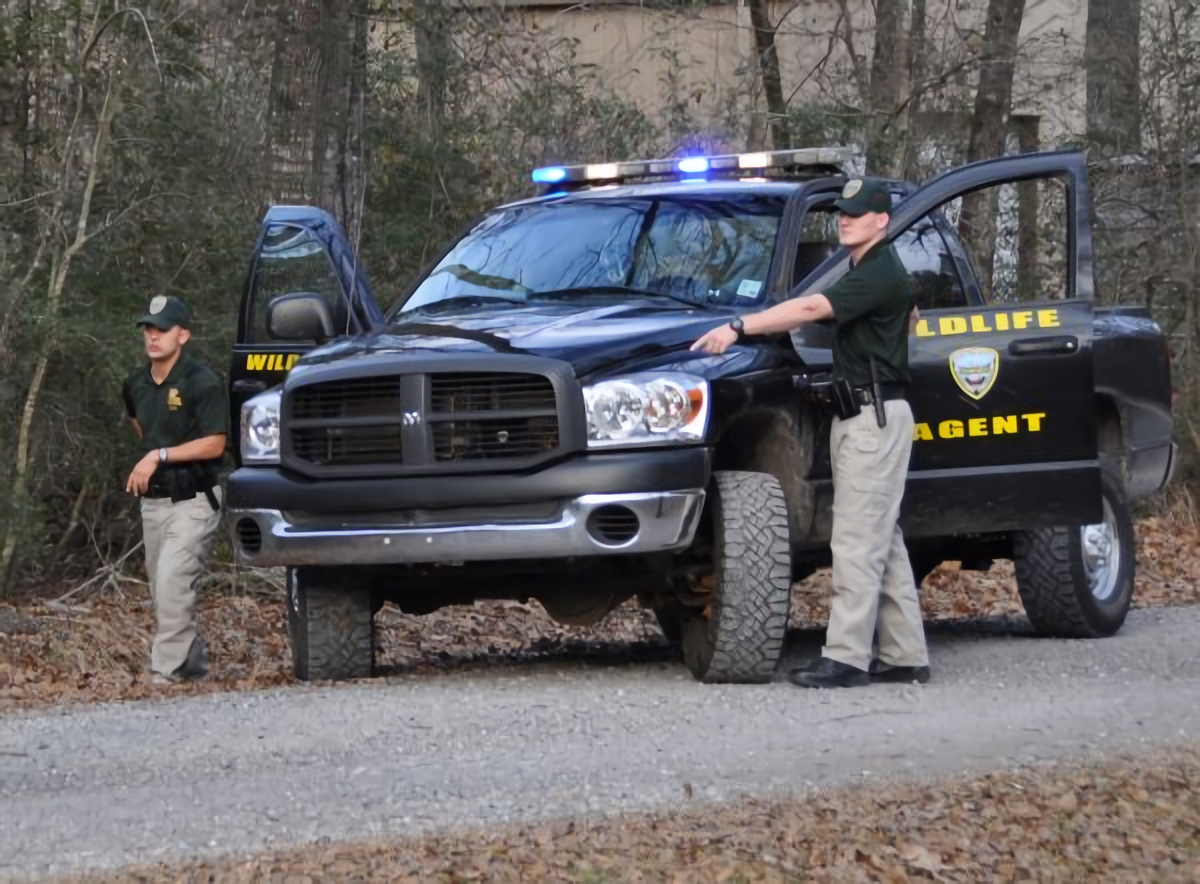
xmin=284 ymin=370 xmax=566 ymax=475
xmin=429 ymin=373 xmax=558 ymax=462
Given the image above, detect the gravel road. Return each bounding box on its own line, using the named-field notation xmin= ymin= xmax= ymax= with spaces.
xmin=3 ymin=605 xmax=1200 ymax=880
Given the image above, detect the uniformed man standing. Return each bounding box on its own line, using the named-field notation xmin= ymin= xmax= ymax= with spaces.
xmin=691 ymin=177 xmax=930 ymax=689
xmin=123 ymin=295 xmax=228 ymax=683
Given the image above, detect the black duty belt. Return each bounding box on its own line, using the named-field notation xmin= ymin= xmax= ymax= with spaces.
xmin=853 ymin=383 xmax=906 ymax=405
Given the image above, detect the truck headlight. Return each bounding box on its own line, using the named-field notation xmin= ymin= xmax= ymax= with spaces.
xmin=240 ymin=390 xmax=282 ymax=464
xmin=583 ymin=372 xmax=709 ymax=448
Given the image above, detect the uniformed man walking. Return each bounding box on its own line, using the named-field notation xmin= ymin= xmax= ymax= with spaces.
xmin=691 ymin=177 xmax=930 ymax=689
xmin=123 ymin=295 xmax=228 ymax=683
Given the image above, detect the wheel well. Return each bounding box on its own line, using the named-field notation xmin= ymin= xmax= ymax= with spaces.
xmin=1095 ymin=394 xmax=1126 ymax=480
xmin=712 ymin=406 xmax=814 ymax=543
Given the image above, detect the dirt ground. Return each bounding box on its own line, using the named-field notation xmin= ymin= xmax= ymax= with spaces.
xmin=1 ymin=513 xmax=1197 ymax=712
xmin=60 ymin=742 xmax=1200 ymax=883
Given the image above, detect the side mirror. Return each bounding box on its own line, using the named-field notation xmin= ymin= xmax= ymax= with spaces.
xmin=267 ymin=293 xmax=336 ymax=342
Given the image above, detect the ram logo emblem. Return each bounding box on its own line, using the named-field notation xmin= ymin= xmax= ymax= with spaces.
xmin=403 ymin=411 xmax=421 ymax=426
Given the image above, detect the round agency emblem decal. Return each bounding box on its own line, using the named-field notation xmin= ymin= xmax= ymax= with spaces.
xmin=949 ymin=346 xmax=1000 ymax=400
xmin=842 ymin=179 xmax=863 ymax=198
xmin=149 ymin=295 xmax=167 ymax=314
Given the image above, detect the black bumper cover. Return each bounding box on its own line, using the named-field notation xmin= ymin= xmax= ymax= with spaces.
xmin=226 ymin=447 xmax=714 ymax=514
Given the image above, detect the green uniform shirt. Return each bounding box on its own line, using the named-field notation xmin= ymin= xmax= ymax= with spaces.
xmin=822 ymin=240 xmax=914 ymax=387
xmin=123 ymin=354 xmax=228 ymax=482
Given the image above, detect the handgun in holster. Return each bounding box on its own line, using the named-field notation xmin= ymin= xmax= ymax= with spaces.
xmin=793 ymin=371 xmax=861 ymax=421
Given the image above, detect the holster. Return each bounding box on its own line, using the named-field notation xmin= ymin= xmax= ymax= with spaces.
xmin=161 ymin=464 xmax=220 ymax=511
xmin=793 ymin=372 xmax=862 ymax=421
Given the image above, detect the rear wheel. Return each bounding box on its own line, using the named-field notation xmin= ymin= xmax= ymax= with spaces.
xmin=1012 ymin=469 xmax=1135 ymax=638
xmin=287 ymin=567 xmax=376 ymax=681
xmin=681 ymin=471 xmax=792 ymax=684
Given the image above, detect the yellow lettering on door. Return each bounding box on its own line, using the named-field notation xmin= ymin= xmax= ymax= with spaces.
xmin=939 ymin=317 xmax=968 ymax=335
xmin=913 ymin=309 xmax=1070 ymax=338
xmin=992 ymin=415 xmax=1018 ymax=434
xmin=914 ymin=412 xmax=1049 ymax=442
xmin=247 ymin=354 xmax=268 ymax=371
xmin=939 ymin=420 xmax=964 ymax=439
xmin=1037 ymin=309 xmax=1060 ymax=328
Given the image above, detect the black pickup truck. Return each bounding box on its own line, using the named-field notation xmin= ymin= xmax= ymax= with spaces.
xmin=225 ymin=146 xmax=1177 ymax=683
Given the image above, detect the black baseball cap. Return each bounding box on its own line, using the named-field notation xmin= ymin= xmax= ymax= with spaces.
xmin=136 ymin=295 xmax=191 ymax=331
xmin=834 ymin=177 xmax=893 ymax=217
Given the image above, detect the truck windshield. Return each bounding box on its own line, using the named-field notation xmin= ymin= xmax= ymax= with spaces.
xmin=389 ymin=194 xmax=787 ymax=318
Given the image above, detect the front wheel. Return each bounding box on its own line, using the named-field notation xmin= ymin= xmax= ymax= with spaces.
xmin=287 ymin=567 xmax=376 ymax=681
xmin=681 ymin=471 xmax=792 ymax=684
xmin=1012 ymin=470 xmax=1135 ymax=638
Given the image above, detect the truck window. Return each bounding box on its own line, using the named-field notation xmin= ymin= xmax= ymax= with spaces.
xmin=248 ymin=223 xmax=350 ymax=343
xmin=948 ymin=175 xmax=1070 ymax=304
xmin=792 ymin=204 xmax=969 ymax=311
xmin=892 ymin=216 xmax=970 ymax=311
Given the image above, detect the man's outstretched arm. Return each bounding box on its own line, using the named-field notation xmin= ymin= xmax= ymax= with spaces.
xmin=691 ymin=293 xmax=834 ymax=354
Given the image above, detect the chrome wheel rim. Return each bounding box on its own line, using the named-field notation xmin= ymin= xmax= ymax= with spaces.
xmin=1082 ymin=498 xmax=1120 ymax=602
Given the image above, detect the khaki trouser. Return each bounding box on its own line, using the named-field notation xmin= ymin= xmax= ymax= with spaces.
xmin=822 ymin=399 xmax=929 ymax=671
xmin=140 ymin=487 xmax=222 ymax=676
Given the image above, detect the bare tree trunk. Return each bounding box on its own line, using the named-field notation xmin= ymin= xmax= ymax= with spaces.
xmin=2 ymin=72 xmax=118 ymax=593
xmin=901 ymin=0 xmax=927 ymax=179
xmin=341 ymin=0 xmax=368 ymax=249
xmin=1086 ymin=0 xmax=1142 ymax=156
xmin=1014 ymin=115 xmax=1041 ymax=300
xmin=959 ymin=0 xmax=1027 ymax=295
xmin=748 ymin=0 xmax=789 ymax=149
xmin=865 ymin=0 xmax=905 ymax=174
xmin=265 ymin=0 xmax=366 ymax=239
xmin=414 ymin=0 xmax=453 ymax=131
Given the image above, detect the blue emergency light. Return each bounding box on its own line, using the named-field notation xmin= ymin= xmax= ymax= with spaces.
xmin=531 ymin=166 xmax=568 ymax=184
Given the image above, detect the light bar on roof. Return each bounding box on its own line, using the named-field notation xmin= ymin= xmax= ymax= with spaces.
xmin=530 ymin=146 xmax=853 ymax=187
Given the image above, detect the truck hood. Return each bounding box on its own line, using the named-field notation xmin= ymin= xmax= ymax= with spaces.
xmin=294 ymin=299 xmax=762 ymax=380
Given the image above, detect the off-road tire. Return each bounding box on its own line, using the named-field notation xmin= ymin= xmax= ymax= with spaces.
xmin=681 ymin=471 xmax=792 ymax=684
xmin=287 ymin=567 xmax=375 ymax=681
xmin=1012 ymin=469 xmax=1135 ymax=639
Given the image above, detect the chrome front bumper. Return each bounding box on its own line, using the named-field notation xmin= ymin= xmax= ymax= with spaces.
xmin=229 ymin=490 xmax=706 ymax=567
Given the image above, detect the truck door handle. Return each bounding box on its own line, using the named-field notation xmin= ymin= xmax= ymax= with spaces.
xmin=232 ymin=380 xmax=268 ymax=394
xmin=1008 ymin=335 xmax=1079 ymax=356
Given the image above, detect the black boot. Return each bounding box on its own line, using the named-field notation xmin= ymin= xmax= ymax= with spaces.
xmin=787 ymin=656 xmax=870 ymax=689
xmin=870 ymin=662 xmax=931 ymax=684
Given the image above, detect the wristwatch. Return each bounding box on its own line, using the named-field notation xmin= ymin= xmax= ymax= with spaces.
xmin=158 ymin=447 xmax=169 ymax=463
xmin=729 ymin=317 xmax=747 ymax=341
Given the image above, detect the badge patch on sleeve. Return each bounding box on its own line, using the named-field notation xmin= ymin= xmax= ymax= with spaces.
xmin=168 ymin=388 xmax=183 ymax=410
xmin=949 ymin=347 xmax=999 ymax=400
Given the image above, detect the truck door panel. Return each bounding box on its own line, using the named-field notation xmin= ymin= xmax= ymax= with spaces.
xmin=230 ymin=212 xmax=374 ymax=463
xmin=791 ymin=151 xmax=1102 ymax=539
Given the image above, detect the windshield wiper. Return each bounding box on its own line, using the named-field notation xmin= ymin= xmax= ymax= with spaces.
xmin=427 ymin=264 xmax=532 ymax=297
xmin=531 ymin=285 xmax=702 ymax=308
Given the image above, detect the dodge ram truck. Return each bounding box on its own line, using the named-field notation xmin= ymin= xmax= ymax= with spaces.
xmin=225 ymin=146 xmax=1178 ymax=683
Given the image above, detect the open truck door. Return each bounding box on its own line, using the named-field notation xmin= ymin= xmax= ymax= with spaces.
xmin=792 ymin=150 xmax=1101 ymax=538
xmin=229 ymin=207 xmax=384 ymax=464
